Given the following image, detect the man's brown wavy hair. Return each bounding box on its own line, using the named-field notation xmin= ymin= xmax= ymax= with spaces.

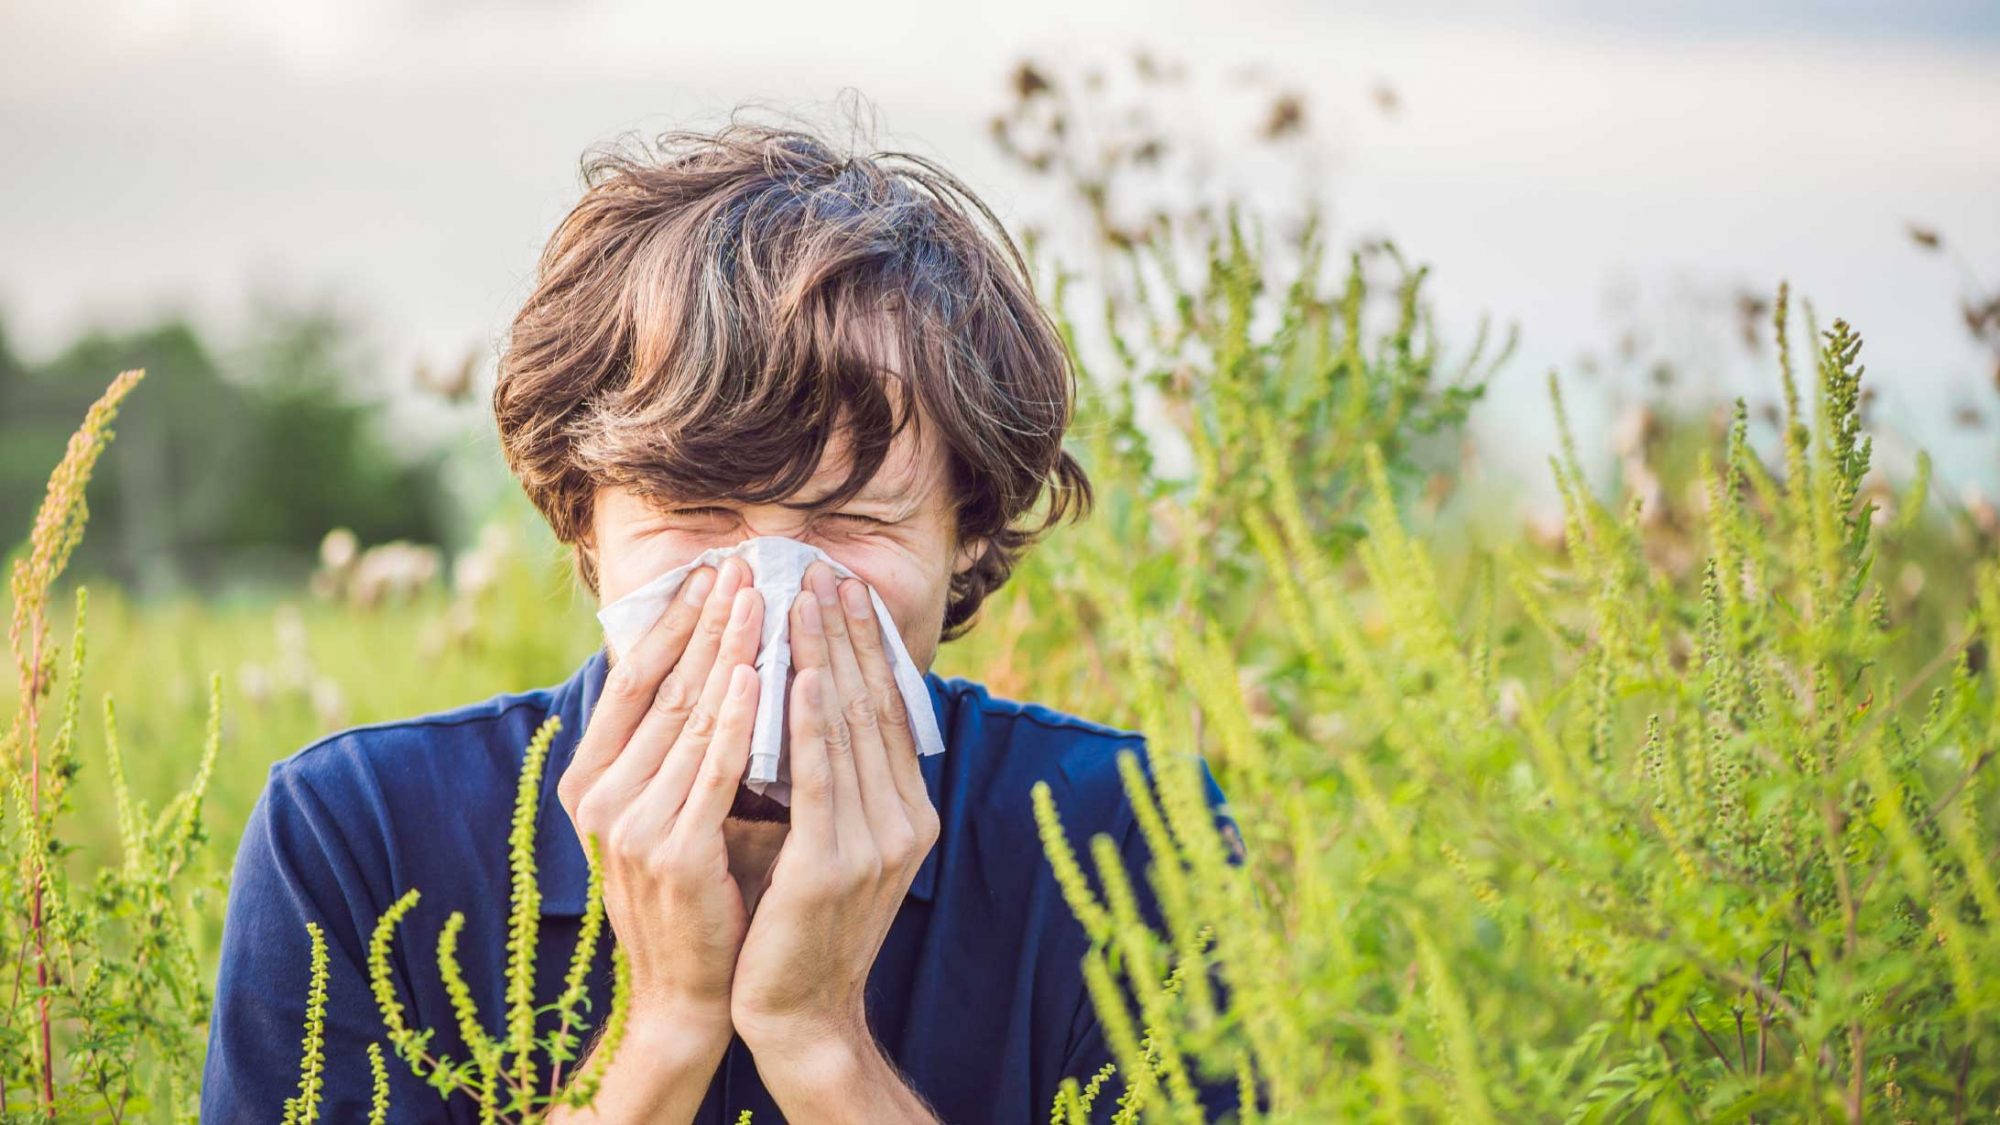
xmin=494 ymin=116 xmax=1091 ymax=642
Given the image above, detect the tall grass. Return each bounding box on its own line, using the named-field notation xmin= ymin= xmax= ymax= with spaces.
xmin=5 ymin=88 xmax=1995 ymax=1119
xmin=360 ymin=718 xmax=631 ymax=1124
xmin=1006 ymin=233 xmax=2000 ymax=1117
xmin=4 ymin=370 xmax=221 ymax=1122
xmin=2 ymin=370 xmax=628 ymax=1123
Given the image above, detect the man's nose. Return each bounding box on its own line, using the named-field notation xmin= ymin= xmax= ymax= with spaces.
xmin=730 ymin=514 xmax=834 ymax=552
xmin=726 ymin=507 xmax=806 ymax=542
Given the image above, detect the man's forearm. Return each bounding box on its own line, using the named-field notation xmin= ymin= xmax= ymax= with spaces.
xmin=754 ymin=1029 xmax=941 ymax=1125
xmin=546 ymin=1017 xmax=729 ymax=1124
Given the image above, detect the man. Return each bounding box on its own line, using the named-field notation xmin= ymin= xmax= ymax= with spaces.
xmin=202 ymin=119 xmax=1239 ymax=1123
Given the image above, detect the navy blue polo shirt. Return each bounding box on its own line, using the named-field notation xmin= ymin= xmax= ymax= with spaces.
xmin=201 ymin=648 xmax=1242 ymax=1123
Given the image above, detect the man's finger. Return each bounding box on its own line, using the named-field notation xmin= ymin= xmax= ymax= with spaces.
xmin=785 ymin=668 xmax=837 ymax=847
xmin=627 ymin=585 xmax=763 ymax=835
xmin=805 ymin=564 xmax=871 ymax=711
xmin=832 ymin=577 xmax=911 ymax=836
xmin=836 ymin=576 xmax=927 ymax=815
xmin=561 ymin=563 xmax=717 ymax=816
xmin=672 ymin=662 xmax=759 ymax=839
xmin=789 ymin=584 xmax=866 ymax=838
xmin=787 ymin=571 xmax=833 ymax=677
xmin=595 ymin=559 xmax=751 ymax=802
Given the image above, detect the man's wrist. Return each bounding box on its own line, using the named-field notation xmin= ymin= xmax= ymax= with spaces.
xmin=623 ymin=1005 xmax=734 ymax=1064
xmin=736 ymin=1005 xmax=858 ymax=1069
xmin=744 ymin=1018 xmax=937 ymax=1124
xmin=757 ymin=1024 xmax=873 ymax=1091
xmin=545 ymin=1007 xmax=732 ymax=1123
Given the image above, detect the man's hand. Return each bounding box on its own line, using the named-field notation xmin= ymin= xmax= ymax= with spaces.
xmin=549 ymin=557 xmax=764 ymax=1122
xmin=730 ymin=563 xmax=942 ymax=1123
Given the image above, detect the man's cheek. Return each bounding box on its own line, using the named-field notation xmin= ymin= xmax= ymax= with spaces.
xmin=793 ymin=557 xmax=929 ymax=664
xmin=597 ymin=533 xmax=715 ymax=602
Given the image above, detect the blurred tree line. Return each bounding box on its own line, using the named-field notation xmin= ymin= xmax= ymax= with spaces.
xmin=0 ymin=308 xmax=455 ymax=596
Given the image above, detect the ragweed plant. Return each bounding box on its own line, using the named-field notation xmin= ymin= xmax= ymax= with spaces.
xmin=6 ymin=370 xmax=626 ymax=1125
xmin=10 ymin=68 xmax=1996 ymax=1123
xmin=277 ymin=920 xmax=393 ymax=1125
xmin=981 ymin=136 xmax=1506 ymax=1117
xmin=281 ymin=922 xmax=331 ymax=1125
xmin=1026 ymin=280 xmax=2000 ymax=1121
xmin=4 ymin=369 xmax=224 ymax=1122
xmin=360 ymin=714 xmax=631 ymax=1123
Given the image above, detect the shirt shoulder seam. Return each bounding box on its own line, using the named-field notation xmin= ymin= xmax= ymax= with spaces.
xmin=1009 ymin=709 xmax=1145 ymax=742
xmin=936 ymin=675 xmax=1144 ymax=743
xmin=277 ymin=692 xmax=557 ymax=773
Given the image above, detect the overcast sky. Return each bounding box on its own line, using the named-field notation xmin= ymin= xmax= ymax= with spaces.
xmin=3 ymin=0 xmax=1996 ymax=494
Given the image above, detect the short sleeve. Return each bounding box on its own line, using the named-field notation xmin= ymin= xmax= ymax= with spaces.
xmin=200 ymin=756 xmax=450 ymax=1124
xmin=1055 ymin=752 xmax=1246 ymax=1123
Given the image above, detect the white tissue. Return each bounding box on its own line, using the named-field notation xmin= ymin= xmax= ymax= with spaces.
xmin=595 ymin=536 xmax=945 ymax=806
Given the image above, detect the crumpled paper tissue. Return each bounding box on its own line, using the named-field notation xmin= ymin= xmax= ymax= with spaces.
xmin=595 ymin=536 xmax=945 ymax=806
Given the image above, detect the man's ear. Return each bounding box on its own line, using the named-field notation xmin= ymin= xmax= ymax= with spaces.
xmin=574 ymin=534 xmax=600 ymax=600
xmin=950 ymin=534 xmax=988 ymax=579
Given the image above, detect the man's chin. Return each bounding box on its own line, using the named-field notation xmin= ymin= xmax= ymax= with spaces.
xmin=725 ymin=785 xmax=792 ymax=824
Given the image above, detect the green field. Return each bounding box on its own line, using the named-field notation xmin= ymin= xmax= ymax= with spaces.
xmin=7 ymin=204 xmax=2000 ymax=1122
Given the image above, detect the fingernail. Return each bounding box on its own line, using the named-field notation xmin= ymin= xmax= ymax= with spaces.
xmin=810 ymin=565 xmax=839 ymax=607
xmin=798 ymin=592 xmax=822 ymax=635
xmin=839 ymin=580 xmax=869 ymax=618
xmin=731 ymin=588 xmax=756 ymax=625
xmin=732 ymin=664 xmax=756 ymax=698
xmin=682 ymin=567 xmax=715 ymax=606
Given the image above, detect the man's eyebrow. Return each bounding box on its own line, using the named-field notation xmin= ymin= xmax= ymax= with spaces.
xmin=656 ymin=476 xmax=910 ymax=509
xmin=821 ymin=486 xmax=914 ymax=513
xmin=855 ymin=480 xmax=912 ymax=502
xmin=808 ymin=466 xmax=924 ymax=506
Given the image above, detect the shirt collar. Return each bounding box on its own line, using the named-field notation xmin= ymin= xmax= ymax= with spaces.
xmin=536 ymin=648 xmax=947 ymax=916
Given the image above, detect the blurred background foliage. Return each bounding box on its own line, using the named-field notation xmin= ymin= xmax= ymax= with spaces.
xmin=0 ymin=306 xmax=456 ymax=597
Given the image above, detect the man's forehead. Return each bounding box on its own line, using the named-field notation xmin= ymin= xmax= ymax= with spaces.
xmin=795 ymin=417 xmax=936 ymax=504
xmin=779 ymin=313 xmax=937 ymax=505
xmin=644 ymin=410 xmax=942 ymax=509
